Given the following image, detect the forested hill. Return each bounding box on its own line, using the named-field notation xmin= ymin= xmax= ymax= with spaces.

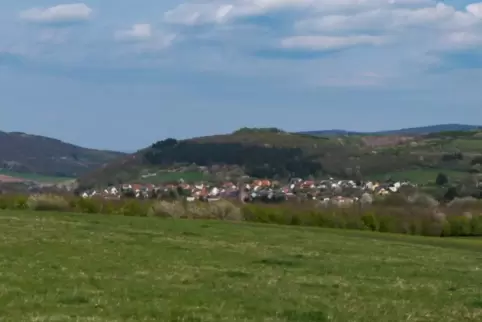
xmin=78 ymin=126 xmax=482 ymax=188
xmin=0 ymin=130 xmax=125 ymax=177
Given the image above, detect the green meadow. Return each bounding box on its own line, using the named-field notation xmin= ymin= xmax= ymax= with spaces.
xmin=0 ymin=210 xmax=481 ymax=321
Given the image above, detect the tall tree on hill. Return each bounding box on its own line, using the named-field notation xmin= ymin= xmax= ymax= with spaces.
xmin=436 ymin=172 xmax=448 ymax=186
xmin=355 ymin=166 xmax=363 ymax=183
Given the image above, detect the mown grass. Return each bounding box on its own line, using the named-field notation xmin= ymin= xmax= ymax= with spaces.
xmin=1 ymin=210 xmax=482 ymax=321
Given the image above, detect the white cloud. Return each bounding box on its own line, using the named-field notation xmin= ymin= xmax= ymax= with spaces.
xmin=19 ymin=3 xmax=92 ymax=24
xmin=163 ymin=0 xmax=435 ymax=26
xmin=296 ymin=3 xmax=482 ymax=32
xmin=292 ymin=2 xmax=482 ymax=51
xmin=281 ymin=35 xmax=386 ymax=51
xmin=441 ymin=31 xmax=482 ymax=50
xmin=164 ymin=3 xmax=236 ymax=25
xmin=144 ymin=34 xmax=178 ymax=51
xmin=161 ymin=1 xmax=482 ymax=54
xmin=115 ymin=24 xmax=152 ymax=42
xmin=6 ymin=0 xmax=482 ymax=90
xmin=155 ymin=0 xmax=482 ymax=89
xmin=467 ymin=3 xmax=482 ymax=18
xmin=114 ymin=24 xmax=177 ymax=52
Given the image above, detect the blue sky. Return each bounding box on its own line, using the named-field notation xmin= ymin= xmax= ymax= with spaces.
xmin=1 ymin=0 xmax=482 ymax=151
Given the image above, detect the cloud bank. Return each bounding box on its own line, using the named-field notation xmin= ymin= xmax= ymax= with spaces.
xmin=19 ymin=3 xmax=92 ymax=24
xmin=6 ymin=1 xmax=482 ymax=89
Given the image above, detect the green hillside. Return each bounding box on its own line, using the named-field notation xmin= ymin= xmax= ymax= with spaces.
xmin=0 ymin=169 xmax=74 ymax=183
xmin=78 ymin=128 xmax=482 ymax=188
xmin=0 ymin=130 xmax=124 ymax=178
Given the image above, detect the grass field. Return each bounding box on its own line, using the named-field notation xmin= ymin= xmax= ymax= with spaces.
xmin=138 ymin=171 xmax=209 ymax=184
xmin=451 ymin=139 xmax=482 ymax=151
xmin=368 ymin=168 xmax=469 ymax=184
xmin=1 ymin=211 xmax=482 ymax=321
xmin=0 ymin=170 xmax=74 ymax=183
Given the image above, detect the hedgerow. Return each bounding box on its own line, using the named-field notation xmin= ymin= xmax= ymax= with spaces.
xmin=1 ymin=193 xmax=482 ymax=237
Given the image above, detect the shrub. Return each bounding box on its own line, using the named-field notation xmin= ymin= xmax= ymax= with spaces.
xmin=447 ymin=197 xmax=480 ymax=210
xmin=99 ymin=200 xmax=123 ymax=215
xmin=248 ymin=204 xmax=296 ymax=224
xmin=408 ymin=193 xmax=439 ymax=208
xmin=13 ymin=195 xmax=28 ymax=209
xmin=242 ymin=204 xmax=275 ymax=224
xmin=470 ymin=215 xmax=482 ymax=235
xmin=27 ymin=194 xmax=70 ymax=212
xmin=402 ymin=219 xmax=423 ymax=235
xmin=360 ymin=193 xmax=373 ymax=206
xmin=148 ymin=201 xmax=185 ymax=218
xmin=378 ymin=214 xmax=401 ymax=233
xmin=75 ymin=198 xmax=102 ymax=214
xmin=185 ymin=202 xmax=213 ymax=219
xmin=0 ymin=194 xmax=27 ymax=210
xmin=361 ymin=212 xmax=379 ymax=231
xmin=374 ymin=194 xmax=408 ymax=207
xmin=422 ymin=211 xmax=449 ymax=237
xmin=120 ymin=200 xmax=150 ymax=216
xmin=435 ymin=173 xmax=448 ymax=186
xmin=342 ymin=212 xmax=366 ymax=230
xmin=0 ymin=197 xmax=7 ymax=210
xmin=209 ymin=200 xmax=243 ymax=221
xmin=447 ymin=215 xmax=472 ymax=236
xmin=0 ymin=195 xmax=29 ymax=210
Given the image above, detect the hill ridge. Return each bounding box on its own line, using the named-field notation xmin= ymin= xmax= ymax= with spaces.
xmin=77 ymin=124 xmax=482 ymax=188
xmin=0 ymin=130 xmax=125 ymax=179
xmin=298 ymin=123 xmax=482 ymax=136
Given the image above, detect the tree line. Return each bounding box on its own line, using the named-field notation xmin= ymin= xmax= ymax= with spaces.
xmin=145 ymin=138 xmax=323 ymax=179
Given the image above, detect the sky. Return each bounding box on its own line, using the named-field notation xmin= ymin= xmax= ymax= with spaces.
xmin=1 ymin=1 xmax=482 ymax=151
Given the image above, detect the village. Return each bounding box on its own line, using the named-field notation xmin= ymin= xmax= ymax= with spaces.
xmin=79 ymin=177 xmax=417 ymax=206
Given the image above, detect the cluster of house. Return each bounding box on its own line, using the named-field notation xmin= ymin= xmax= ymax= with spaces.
xmin=80 ymin=177 xmax=416 ymax=205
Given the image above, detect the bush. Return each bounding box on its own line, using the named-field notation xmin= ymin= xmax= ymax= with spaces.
xmin=0 ymin=194 xmax=28 ymax=210
xmin=374 ymin=194 xmax=408 ymax=207
xmin=361 ymin=212 xmax=379 ymax=231
xmin=74 ymin=198 xmax=102 ymax=214
xmin=120 ymin=200 xmax=150 ymax=216
xmin=408 ymin=193 xmax=439 ymax=208
xmin=99 ymin=200 xmax=123 ymax=215
xmin=422 ymin=211 xmax=449 ymax=237
xmin=209 ymin=200 xmax=243 ymax=221
xmin=435 ymin=173 xmax=448 ymax=186
xmin=27 ymin=194 xmax=70 ymax=212
xmin=447 ymin=197 xmax=480 ymax=210
xmin=14 ymin=195 xmax=29 ymax=209
xmin=470 ymin=215 xmax=482 ymax=235
xmin=447 ymin=215 xmax=472 ymax=236
xmin=148 ymin=201 xmax=185 ymax=218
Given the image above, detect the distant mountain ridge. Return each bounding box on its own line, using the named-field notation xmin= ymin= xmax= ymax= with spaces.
xmin=4 ymin=123 xmax=482 ymax=185
xmin=0 ymin=130 xmax=125 ymax=178
xmin=298 ymin=124 xmax=482 ymax=136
